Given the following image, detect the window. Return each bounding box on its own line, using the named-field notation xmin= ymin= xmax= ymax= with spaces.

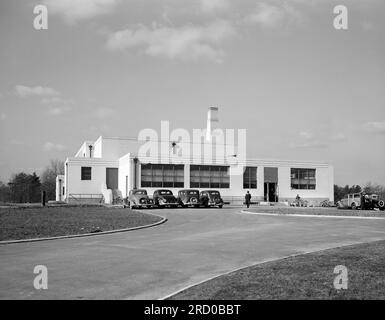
xmin=141 ymin=164 xmax=184 ymax=188
xmin=190 ymin=165 xmax=230 ymax=189
xmin=291 ymin=168 xmax=316 ymax=190
xmin=243 ymin=167 xmax=257 ymax=189
xmin=81 ymin=167 xmax=92 ymax=180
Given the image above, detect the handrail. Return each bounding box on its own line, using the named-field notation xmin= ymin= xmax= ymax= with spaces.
xmin=68 ymin=194 xmax=104 ymax=203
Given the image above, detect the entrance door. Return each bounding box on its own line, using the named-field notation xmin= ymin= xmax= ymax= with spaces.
xmin=106 ymin=168 xmax=119 ymax=190
xmin=264 ymin=167 xmax=278 ymax=202
xmin=264 ymin=183 xmax=278 ymax=202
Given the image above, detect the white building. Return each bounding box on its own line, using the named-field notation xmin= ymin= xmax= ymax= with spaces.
xmin=58 ymin=108 xmax=334 ymax=205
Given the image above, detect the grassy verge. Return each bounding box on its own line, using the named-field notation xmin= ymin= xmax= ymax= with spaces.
xmin=0 ymin=206 xmax=163 ymax=241
xmin=244 ymin=206 xmax=385 ymax=217
xmin=169 ymin=240 xmax=385 ymax=300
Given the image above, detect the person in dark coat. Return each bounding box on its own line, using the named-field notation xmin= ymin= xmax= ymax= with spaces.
xmin=360 ymin=192 xmax=366 ymax=210
xmin=245 ymin=191 xmax=251 ymax=208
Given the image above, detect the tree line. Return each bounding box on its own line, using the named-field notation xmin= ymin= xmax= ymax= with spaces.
xmin=334 ymin=183 xmax=385 ymax=203
xmin=0 ymin=160 xmax=64 ymax=203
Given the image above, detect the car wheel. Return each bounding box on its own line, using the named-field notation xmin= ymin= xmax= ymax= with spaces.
xmin=351 ymin=203 xmax=357 ymax=210
xmin=379 ymin=200 xmax=385 ymax=211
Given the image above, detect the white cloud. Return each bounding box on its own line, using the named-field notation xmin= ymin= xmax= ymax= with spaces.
xmin=43 ymin=0 xmax=119 ymax=24
xmin=292 ymin=129 xmax=347 ymax=148
xmin=42 ymin=97 xmax=74 ymax=115
xmin=290 ymin=140 xmax=328 ymax=149
xmin=200 ymin=0 xmax=229 ymax=13
xmin=15 ymin=85 xmax=72 ymax=115
xmin=9 ymin=139 xmax=24 ymax=146
xmin=0 ymin=113 xmax=6 ymax=121
xmin=43 ymin=142 xmax=67 ymax=152
xmin=291 ymin=130 xmax=328 ymax=149
xmin=245 ymin=2 xmax=302 ymax=28
xmin=330 ymin=133 xmax=346 ymax=141
xmin=106 ymin=20 xmax=235 ymax=63
xmin=363 ymin=121 xmax=385 ymax=134
xmin=15 ymin=85 xmax=59 ymax=98
xmin=299 ymin=131 xmax=313 ymax=139
xmin=94 ymin=107 xmax=115 ymax=118
xmin=47 ymin=106 xmax=71 ymax=116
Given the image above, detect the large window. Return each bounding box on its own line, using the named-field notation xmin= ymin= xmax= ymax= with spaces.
xmin=291 ymin=168 xmax=316 ymax=190
xmin=141 ymin=164 xmax=184 ymax=188
xmin=190 ymin=165 xmax=230 ymax=189
xmin=243 ymin=167 xmax=257 ymax=189
xmin=81 ymin=167 xmax=92 ymax=180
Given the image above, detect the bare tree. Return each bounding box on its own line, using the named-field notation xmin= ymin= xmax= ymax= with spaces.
xmin=41 ymin=160 xmax=65 ymax=201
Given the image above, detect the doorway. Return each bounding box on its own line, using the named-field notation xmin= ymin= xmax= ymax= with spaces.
xmin=264 ymin=167 xmax=278 ymax=202
xmin=106 ymin=168 xmax=119 ymax=190
xmin=264 ymin=183 xmax=278 ymax=202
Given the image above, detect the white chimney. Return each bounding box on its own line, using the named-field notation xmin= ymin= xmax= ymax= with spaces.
xmin=206 ymin=106 xmax=219 ymax=142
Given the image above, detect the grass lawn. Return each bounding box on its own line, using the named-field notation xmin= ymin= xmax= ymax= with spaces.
xmin=169 ymin=240 xmax=385 ymax=300
xmin=0 ymin=206 xmax=163 ymax=241
xmin=245 ymin=206 xmax=385 ymax=217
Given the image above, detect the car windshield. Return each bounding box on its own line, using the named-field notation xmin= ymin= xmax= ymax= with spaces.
xmin=159 ymin=190 xmax=172 ymax=195
xmin=209 ymin=191 xmax=220 ymax=196
xmin=188 ymin=191 xmax=199 ymax=195
xmin=134 ymin=190 xmax=147 ymax=195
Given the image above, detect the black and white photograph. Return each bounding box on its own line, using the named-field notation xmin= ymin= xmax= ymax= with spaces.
xmin=0 ymin=0 xmax=385 ymax=310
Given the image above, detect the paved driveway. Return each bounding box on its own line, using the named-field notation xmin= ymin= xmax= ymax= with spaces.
xmin=1 ymin=208 xmax=385 ymax=299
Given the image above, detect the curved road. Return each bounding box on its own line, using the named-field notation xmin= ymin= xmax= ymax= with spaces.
xmin=1 ymin=208 xmax=385 ymax=299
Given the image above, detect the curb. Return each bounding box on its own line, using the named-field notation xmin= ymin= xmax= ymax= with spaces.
xmin=239 ymin=210 xmax=385 ymax=220
xmin=0 ymin=213 xmax=167 ymax=245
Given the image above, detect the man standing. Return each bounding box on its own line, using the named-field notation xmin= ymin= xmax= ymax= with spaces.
xmin=360 ymin=192 xmax=366 ymax=210
xmin=245 ymin=191 xmax=251 ymax=208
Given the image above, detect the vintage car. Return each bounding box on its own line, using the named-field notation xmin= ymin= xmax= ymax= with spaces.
xmin=127 ymin=189 xmax=154 ymax=209
xmin=199 ymin=190 xmax=224 ymax=208
xmin=177 ymin=189 xmax=200 ymax=207
xmin=337 ymin=193 xmax=385 ymax=211
xmin=153 ymin=189 xmax=179 ymax=208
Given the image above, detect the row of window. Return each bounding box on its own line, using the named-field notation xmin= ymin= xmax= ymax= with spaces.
xmin=81 ymin=166 xmax=317 ymax=190
xmin=141 ymin=164 xmax=184 ymax=188
xmin=190 ymin=165 xmax=230 ymax=189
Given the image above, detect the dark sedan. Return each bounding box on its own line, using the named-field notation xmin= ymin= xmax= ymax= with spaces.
xmin=199 ymin=190 xmax=224 ymax=208
xmin=153 ymin=189 xmax=179 ymax=208
xmin=177 ymin=189 xmax=200 ymax=208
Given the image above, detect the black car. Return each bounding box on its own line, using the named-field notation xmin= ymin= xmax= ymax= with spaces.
xmin=153 ymin=189 xmax=178 ymax=208
xmin=199 ymin=190 xmax=224 ymax=208
xmin=177 ymin=189 xmax=200 ymax=208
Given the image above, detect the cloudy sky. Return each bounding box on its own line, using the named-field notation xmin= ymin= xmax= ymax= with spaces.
xmin=0 ymin=0 xmax=384 ymax=186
